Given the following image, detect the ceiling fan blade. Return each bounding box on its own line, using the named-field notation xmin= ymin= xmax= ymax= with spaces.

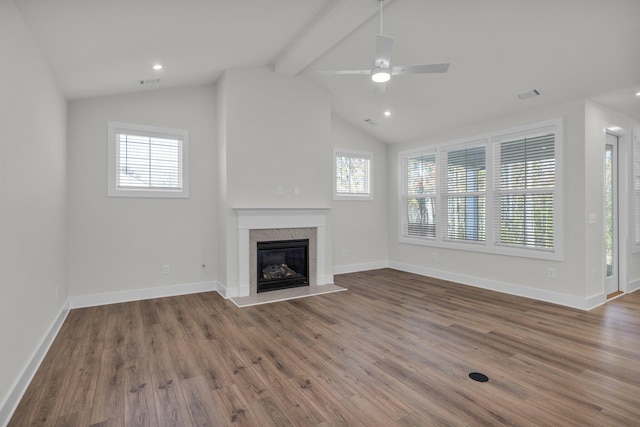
xmin=373 ymin=81 xmax=386 ymax=94
xmin=317 ymin=69 xmax=371 ymax=75
xmin=391 ymin=63 xmax=450 ymax=75
xmin=316 ymin=70 xmax=371 ymax=75
xmin=375 ymin=34 xmax=394 ymax=68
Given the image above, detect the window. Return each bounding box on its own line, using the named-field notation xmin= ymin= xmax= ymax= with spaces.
xmin=403 ymin=151 xmax=437 ymax=238
xmin=108 ymin=121 xmax=189 ymax=198
xmin=442 ymin=144 xmax=486 ymax=242
xmin=399 ymin=118 xmax=562 ymax=260
xmin=495 ymin=132 xmax=555 ymax=250
xmin=334 ymin=149 xmax=373 ymax=200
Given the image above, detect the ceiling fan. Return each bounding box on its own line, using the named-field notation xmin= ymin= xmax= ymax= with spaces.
xmin=318 ymin=0 xmax=449 ymax=87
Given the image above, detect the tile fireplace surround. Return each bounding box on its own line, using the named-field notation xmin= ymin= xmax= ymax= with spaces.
xmin=234 ymin=208 xmax=331 ymax=297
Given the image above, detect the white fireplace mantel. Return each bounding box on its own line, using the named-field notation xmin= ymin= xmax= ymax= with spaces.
xmin=234 ymin=208 xmax=331 ymax=297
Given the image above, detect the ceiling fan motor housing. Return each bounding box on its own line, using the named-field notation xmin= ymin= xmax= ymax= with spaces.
xmin=371 ymin=66 xmax=391 ymax=82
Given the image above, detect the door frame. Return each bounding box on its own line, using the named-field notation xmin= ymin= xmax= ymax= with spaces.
xmin=602 ymin=125 xmax=629 ymax=298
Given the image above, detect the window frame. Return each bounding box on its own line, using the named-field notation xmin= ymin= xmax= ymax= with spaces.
xmin=401 ymin=148 xmax=438 ymax=240
xmin=333 ymin=148 xmax=374 ymax=201
xmin=493 ymin=128 xmax=558 ymax=252
xmin=399 ymin=118 xmax=563 ymax=261
xmin=107 ymin=121 xmax=189 ymax=198
xmin=440 ymin=140 xmax=487 ymax=244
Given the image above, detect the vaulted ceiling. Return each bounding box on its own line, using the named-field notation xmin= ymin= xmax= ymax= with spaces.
xmin=15 ymin=0 xmax=640 ymax=144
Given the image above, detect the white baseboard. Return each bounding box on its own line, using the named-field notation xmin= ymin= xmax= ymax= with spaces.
xmin=628 ymin=279 xmax=640 ymax=293
xmin=585 ymin=293 xmax=607 ymax=310
xmin=0 ymin=302 xmax=69 ymax=427
xmin=388 ymin=261 xmax=599 ymax=311
xmin=214 ymin=281 xmax=243 ymax=299
xmin=333 ymin=260 xmax=389 ymax=275
xmin=69 ymin=281 xmax=218 ymax=308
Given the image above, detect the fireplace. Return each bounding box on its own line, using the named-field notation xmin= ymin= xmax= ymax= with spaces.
xmin=257 ymin=239 xmax=309 ymax=293
xmin=234 ymin=208 xmax=331 ymax=298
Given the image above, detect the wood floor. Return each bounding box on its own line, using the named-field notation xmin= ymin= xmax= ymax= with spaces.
xmin=10 ymin=269 xmax=640 ymax=426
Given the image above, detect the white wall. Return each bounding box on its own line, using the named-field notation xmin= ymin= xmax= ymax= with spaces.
xmin=216 ymin=66 xmax=332 ymax=294
xmin=387 ymin=99 xmax=594 ymax=307
xmin=331 ymin=115 xmax=389 ymax=273
xmin=0 ymin=0 xmax=68 ymax=421
xmin=67 ymin=85 xmax=217 ymax=301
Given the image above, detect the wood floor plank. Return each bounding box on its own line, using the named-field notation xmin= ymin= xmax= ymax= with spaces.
xmin=89 ymin=416 xmax=124 ymax=427
xmin=58 ymin=342 xmax=102 ymax=417
xmin=210 ymin=384 xmax=264 ymax=427
xmin=90 ymin=346 xmax=125 ymax=425
xmin=144 ymin=323 xmax=175 ymax=374
xmin=190 ymin=335 xmax=236 ymax=391
xmin=54 ymin=410 xmax=91 ymax=427
xmin=10 ymin=269 xmax=640 ymax=426
xmin=247 ymin=396 xmax=295 ymax=427
xmin=180 ymin=376 xmax=227 ymax=426
xmin=124 ymin=359 xmax=158 ymax=427
xmin=104 ymin=303 xmax=126 ymax=350
xmin=150 ymin=369 xmax=190 ymax=427
xmin=124 ymin=302 xmax=147 ymax=362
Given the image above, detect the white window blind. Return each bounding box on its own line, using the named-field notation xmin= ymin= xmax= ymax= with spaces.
xmin=116 ymin=132 xmax=182 ymax=190
xmin=403 ymin=152 xmax=437 ymax=238
xmin=334 ymin=150 xmax=373 ymax=200
xmin=442 ymin=145 xmax=486 ymax=242
xmin=108 ymin=121 xmax=189 ymax=198
xmin=495 ymin=133 xmax=555 ymax=250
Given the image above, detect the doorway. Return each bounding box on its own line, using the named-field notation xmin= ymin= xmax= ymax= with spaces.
xmin=604 ymin=132 xmax=620 ymax=297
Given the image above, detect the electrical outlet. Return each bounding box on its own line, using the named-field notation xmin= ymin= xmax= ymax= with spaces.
xmin=163 ymin=264 xmax=171 ymax=274
xmin=548 ymin=268 xmax=556 ymax=279
xmin=276 ymin=185 xmax=284 ymax=195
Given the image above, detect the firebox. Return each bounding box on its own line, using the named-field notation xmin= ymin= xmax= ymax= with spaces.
xmin=256 ymin=239 xmax=309 ymax=293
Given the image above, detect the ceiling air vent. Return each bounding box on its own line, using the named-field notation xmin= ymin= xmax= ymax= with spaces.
xmin=139 ymin=78 xmax=161 ymax=85
xmin=517 ymin=88 xmax=541 ymax=100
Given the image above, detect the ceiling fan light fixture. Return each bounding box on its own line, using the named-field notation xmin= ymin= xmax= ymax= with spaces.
xmin=372 ymin=67 xmax=391 ymax=83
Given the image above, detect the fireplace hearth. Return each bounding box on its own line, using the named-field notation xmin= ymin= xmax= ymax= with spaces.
xmin=257 ymin=239 xmax=309 ymax=293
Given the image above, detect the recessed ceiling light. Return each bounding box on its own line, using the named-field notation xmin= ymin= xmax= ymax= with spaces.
xmin=384 ymin=110 xmax=391 ymax=117
xmin=636 ymin=91 xmax=640 ymax=97
xmin=152 ymin=64 xmax=163 ymax=71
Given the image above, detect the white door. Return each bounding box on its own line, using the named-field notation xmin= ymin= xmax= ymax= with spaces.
xmin=604 ymin=132 xmax=619 ymax=296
